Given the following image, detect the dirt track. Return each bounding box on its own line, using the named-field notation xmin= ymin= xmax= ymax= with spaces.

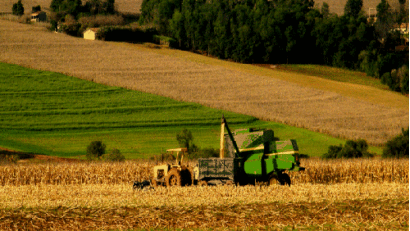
xmin=0 ymin=20 xmax=408 ymax=145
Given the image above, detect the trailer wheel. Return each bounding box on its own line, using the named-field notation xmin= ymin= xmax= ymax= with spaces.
xmin=152 ymin=179 xmax=162 ymax=187
xmin=165 ymin=168 xmax=182 ymax=187
xmin=198 ymin=180 xmax=208 ymax=186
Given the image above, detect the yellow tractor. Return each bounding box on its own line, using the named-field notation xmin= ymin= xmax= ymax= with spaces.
xmin=152 ymin=148 xmax=193 ymax=187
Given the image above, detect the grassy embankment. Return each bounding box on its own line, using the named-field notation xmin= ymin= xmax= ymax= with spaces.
xmin=0 ymin=62 xmax=382 ymax=158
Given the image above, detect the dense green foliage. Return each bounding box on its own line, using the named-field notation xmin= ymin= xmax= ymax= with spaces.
xmin=32 ymin=5 xmax=41 ymax=13
xmin=176 ymin=129 xmax=194 ymax=152
xmin=12 ymin=0 xmax=24 ymax=16
xmin=49 ymin=0 xmax=119 ymax=34
xmin=50 ymin=0 xmax=115 ymax=17
xmin=382 ymin=128 xmax=409 ymax=158
xmin=86 ymin=141 xmax=106 ymax=159
xmin=139 ymin=0 xmax=409 ymax=93
xmin=96 ymin=25 xmax=158 ymax=42
xmin=0 ymin=62 xmax=381 ymax=158
xmin=322 ymin=139 xmax=374 ymax=159
xmin=102 ymin=148 xmax=125 ymax=161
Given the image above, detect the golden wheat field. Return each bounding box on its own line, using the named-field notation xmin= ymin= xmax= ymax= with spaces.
xmin=0 ymin=20 xmax=408 ymax=146
xmin=0 ymin=159 xmax=408 ymax=230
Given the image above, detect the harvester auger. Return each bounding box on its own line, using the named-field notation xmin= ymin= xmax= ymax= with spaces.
xmin=152 ymin=148 xmax=193 ymax=187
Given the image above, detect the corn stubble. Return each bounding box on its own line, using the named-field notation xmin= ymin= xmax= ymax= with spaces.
xmin=0 ymin=159 xmax=408 ymax=230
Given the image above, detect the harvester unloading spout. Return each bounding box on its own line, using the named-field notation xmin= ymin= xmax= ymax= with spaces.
xmin=220 ymin=115 xmax=240 ymax=158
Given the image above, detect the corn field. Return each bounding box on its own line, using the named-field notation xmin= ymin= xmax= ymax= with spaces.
xmin=0 ymin=158 xmax=408 ymax=186
xmin=0 ymin=159 xmax=408 ymax=229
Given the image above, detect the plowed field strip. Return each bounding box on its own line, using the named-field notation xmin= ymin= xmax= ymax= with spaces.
xmin=0 ymin=20 xmax=408 ymax=145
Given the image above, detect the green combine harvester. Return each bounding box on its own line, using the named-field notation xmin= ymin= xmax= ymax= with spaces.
xmin=150 ymin=116 xmax=304 ymax=187
xmin=193 ymin=116 xmax=304 ymax=186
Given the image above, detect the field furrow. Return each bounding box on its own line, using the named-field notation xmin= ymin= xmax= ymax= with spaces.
xmin=0 ymin=20 xmax=408 ymax=145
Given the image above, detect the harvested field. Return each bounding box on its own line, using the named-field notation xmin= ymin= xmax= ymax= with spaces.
xmin=0 ymin=159 xmax=408 ymax=230
xmin=0 ymin=20 xmax=408 ymax=145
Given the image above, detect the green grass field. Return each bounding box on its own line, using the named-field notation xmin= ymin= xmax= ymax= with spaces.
xmin=0 ymin=62 xmax=382 ymax=158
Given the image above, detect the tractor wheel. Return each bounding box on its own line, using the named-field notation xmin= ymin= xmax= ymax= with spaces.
xmin=281 ymin=173 xmax=291 ymax=186
xmin=165 ymin=168 xmax=182 ymax=187
xmin=180 ymin=167 xmax=192 ymax=186
xmin=198 ymin=180 xmax=208 ymax=186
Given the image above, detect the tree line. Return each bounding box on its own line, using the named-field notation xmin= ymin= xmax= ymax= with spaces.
xmin=139 ymin=0 xmax=409 ymax=93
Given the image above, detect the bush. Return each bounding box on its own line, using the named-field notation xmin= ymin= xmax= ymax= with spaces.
xmin=86 ymin=141 xmax=106 ymax=160
xmin=398 ymin=65 xmax=409 ymax=94
xmin=190 ymin=147 xmax=219 ymax=159
xmin=382 ymin=128 xmax=409 ymax=158
xmin=322 ymin=139 xmax=374 ymax=159
xmin=102 ymin=148 xmax=125 ymax=162
xmin=78 ymin=14 xmax=125 ymax=33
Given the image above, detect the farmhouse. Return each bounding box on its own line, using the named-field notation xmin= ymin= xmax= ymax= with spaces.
xmin=31 ymin=11 xmax=47 ymax=22
xmin=83 ymin=28 xmax=100 ymax=40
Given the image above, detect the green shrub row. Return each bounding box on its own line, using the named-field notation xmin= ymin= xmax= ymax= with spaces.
xmin=323 ymin=128 xmax=409 ymax=159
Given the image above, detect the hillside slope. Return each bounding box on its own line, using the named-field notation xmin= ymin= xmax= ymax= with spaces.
xmin=0 ymin=20 xmax=408 ymax=145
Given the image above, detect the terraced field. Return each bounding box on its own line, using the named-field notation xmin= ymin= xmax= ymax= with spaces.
xmin=0 ymin=20 xmax=408 ymax=146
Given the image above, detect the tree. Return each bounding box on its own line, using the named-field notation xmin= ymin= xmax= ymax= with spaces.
xmin=344 ymin=0 xmax=363 ymax=18
xmin=86 ymin=141 xmax=106 ymax=160
xmin=12 ymin=0 xmax=24 ymax=16
xmin=376 ymin=0 xmax=393 ymax=40
xmin=169 ymin=10 xmax=185 ymax=47
xmin=176 ymin=129 xmax=195 ymax=154
xmin=32 ymin=5 xmax=41 ymax=13
xmin=321 ymin=2 xmax=330 ymax=19
xmin=383 ymin=128 xmax=409 ymax=158
xmin=322 ymin=139 xmax=373 ymax=158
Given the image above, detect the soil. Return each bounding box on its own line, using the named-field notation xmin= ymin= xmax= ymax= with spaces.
xmin=0 ymin=147 xmax=81 ymax=163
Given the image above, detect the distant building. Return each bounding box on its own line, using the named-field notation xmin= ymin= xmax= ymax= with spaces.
xmin=83 ymin=28 xmax=100 ymax=40
xmin=31 ymin=11 xmax=47 ymax=22
xmin=393 ymin=23 xmax=409 ymax=35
